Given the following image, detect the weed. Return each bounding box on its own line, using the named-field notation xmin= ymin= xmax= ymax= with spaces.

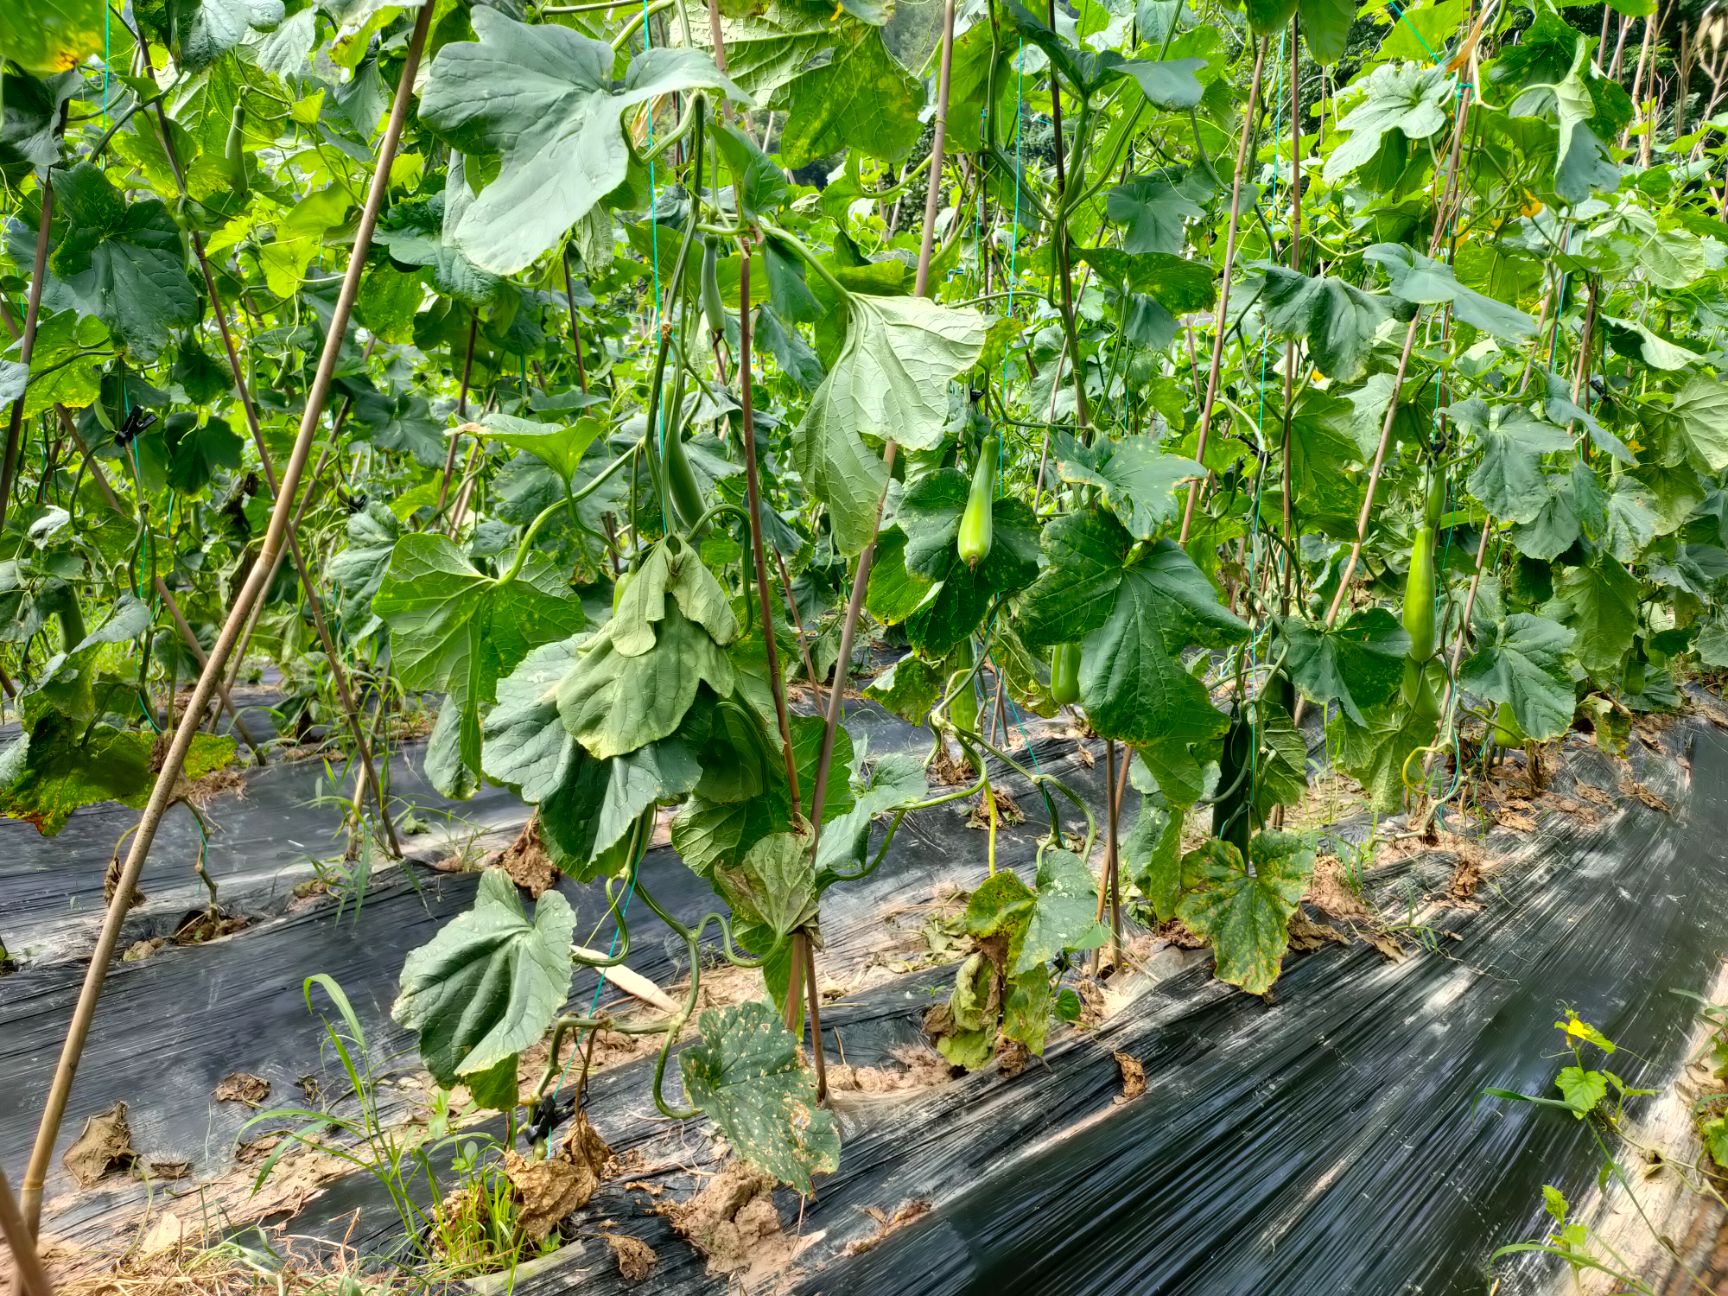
xmin=242 ymin=975 xmax=536 ymax=1280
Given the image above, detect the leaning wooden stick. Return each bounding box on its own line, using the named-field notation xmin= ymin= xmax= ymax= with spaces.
xmin=19 ymin=0 xmax=434 ymax=1233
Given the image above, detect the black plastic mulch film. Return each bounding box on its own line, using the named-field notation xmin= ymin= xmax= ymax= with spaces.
xmin=2 ymin=703 xmax=1725 ymax=1296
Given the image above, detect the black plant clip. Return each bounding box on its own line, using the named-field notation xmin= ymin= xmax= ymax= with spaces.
xmin=114 ymin=405 xmax=158 ymax=447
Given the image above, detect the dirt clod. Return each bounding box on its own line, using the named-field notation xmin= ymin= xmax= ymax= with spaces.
xmin=604 ymin=1233 xmax=657 ymax=1284
xmin=1114 ymin=1051 xmax=1146 ymax=1101
xmin=665 ymin=1161 xmax=789 ymax=1279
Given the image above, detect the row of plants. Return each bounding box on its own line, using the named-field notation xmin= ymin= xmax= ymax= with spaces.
xmin=4 ymin=0 xmax=1728 ymax=1244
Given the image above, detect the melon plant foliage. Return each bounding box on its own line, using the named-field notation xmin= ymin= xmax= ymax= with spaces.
xmin=5 ymin=0 xmax=1728 ymax=1193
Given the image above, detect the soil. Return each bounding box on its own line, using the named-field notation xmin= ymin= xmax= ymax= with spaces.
xmin=663 ymin=1161 xmax=800 ymax=1285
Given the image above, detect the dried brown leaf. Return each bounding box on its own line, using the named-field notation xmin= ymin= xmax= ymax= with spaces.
xmin=63 ymin=1102 xmax=136 ymax=1187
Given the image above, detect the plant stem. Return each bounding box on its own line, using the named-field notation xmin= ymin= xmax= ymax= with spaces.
xmin=0 ymin=174 xmax=53 ymax=539
xmin=561 ymin=248 xmax=592 ymax=395
xmin=803 ymin=935 xmax=829 ymax=1100
xmin=19 ymin=0 xmax=435 ymax=1233
xmin=436 ymin=313 xmax=480 ymax=517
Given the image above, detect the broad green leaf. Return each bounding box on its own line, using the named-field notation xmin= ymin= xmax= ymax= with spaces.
xmin=472 ymin=411 xmax=606 ymax=485
xmin=374 ymin=534 xmax=584 ymax=791
xmin=780 ymin=26 xmax=920 ymax=166
xmin=1554 ymin=557 xmax=1639 ymax=674
xmin=1365 ymin=243 xmax=1536 ymax=341
xmin=1106 ymin=172 xmax=1206 ymax=256
xmin=1055 ymin=436 xmax=1206 ymax=541
xmin=0 ymin=70 xmax=77 ymax=182
xmin=374 ymin=155 xmax=504 ymax=306
xmin=1511 ymin=461 xmax=1606 ymax=562
xmin=347 ymin=385 xmax=446 ymax=467
xmin=483 ymin=637 xmax=584 ymax=803
xmin=1334 ymin=699 xmax=1437 ymax=812
xmin=1243 ymin=0 xmax=1297 ymax=35
xmin=1078 ymin=541 xmax=1248 ymax=746
xmin=425 ymin=700 xmax=480 ymax=801
xmin=1465 ymin=406 xmax=1573 ymax=525
xmin=326 ymin=502 xmax=401 ymax=624
xmin=49 ymin=163 xmax=197 ymax=361
xmin=1122 ymin=795 xmax=1184 ymax=919
xmin=1603 ymin=316 xmax=1698 ymax=370
xmin=143 ymin=0 xmax=285 ymax=72
xmin=1075 ymin=246 xmax=1217 ymax=315
xmin=162 ymin=413 xmax=242 ymax=495
xmin=1014 ymin=848 xmax=1111 ymax=974
xmin=0 ymin=715 xmax=234 ymax=836
xmin=1106 ymin=57 xmax=1209 ymax=110
xmin=1459 ymin=614 xmax=1580 ymax=741
xmin=1323 ymin=63 xmax=1452 ymax=184
xmin=540 ymin=738 xmax=703 ymax=878
xmin=1001 ymin=966 xmax=1055 ymax=1055
xmin=255 ymin=185 xmax=348 ymax=299
xmin=716 ymin=831 xmax=817 ymax=940
xmin=374 ymin=534 xmax=582 ymax=707
xmin=794 ymin=294 xmax=987 ymax=554
xmin=556 ymin=606 xmax=735 ymax=759
xmin=1503 ymin=35 xmax=1629 ymax=205
xmin=420 ymin=9 xmax=745 ymax=275
xmin=815 ymin=748 xmax=929 ymax=875
xmin=1555 ymin=1064 xmax=1608 ymax=1116
xmin=1176 ymin=832 xmax=1316 ymax=995
xmin=0 ymin=0 xmax=104 ymax=75
xmin=680 ymin=1000 xmax=841 ymax=1192
xmin=1279 ymin=608 xmax=1410 ymax=725
xmin=1261 ymin=267 xmax=1390 ymax=381
xmin=1661 ymin=376 xmax=1728 ymax=473
xmin=392 ymin=869 xmax=575 ymax=1106
xmin=879 ymin=471 xmax=1040 ymax=654
xmin=1015 ymin=509 xmax=1135 ymax=648
xmin=1298 ymin=0 xmax=1358 ymax=62
xmin=863 ymin=649 xmax=944 ymax=723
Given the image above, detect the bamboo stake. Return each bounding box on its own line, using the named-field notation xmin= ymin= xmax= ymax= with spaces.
xmin=1291 ymin=73 xmax=1478 ymax=727
xmin=1179 ymin=39 xmax=1270 ymax=545
xmin=804 ymin=0 xmax=960 ymax=836
xmin=0 ymin=1164 xmax=53 ymax=1296
xmin=1280 ymin=17 xmax=1303 ymax=616
xmin=20 ymin=1 xmax=434 ymax=1232
xmin=772 ymin=546 xmax=823 ymax=708
xmin=150 ymin=105 xmax=400 ymax=854
xmin=738 ymin=247 xmax=800 ymax=816
xmin=790 ymin=0 xmax=961 ymax=1088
